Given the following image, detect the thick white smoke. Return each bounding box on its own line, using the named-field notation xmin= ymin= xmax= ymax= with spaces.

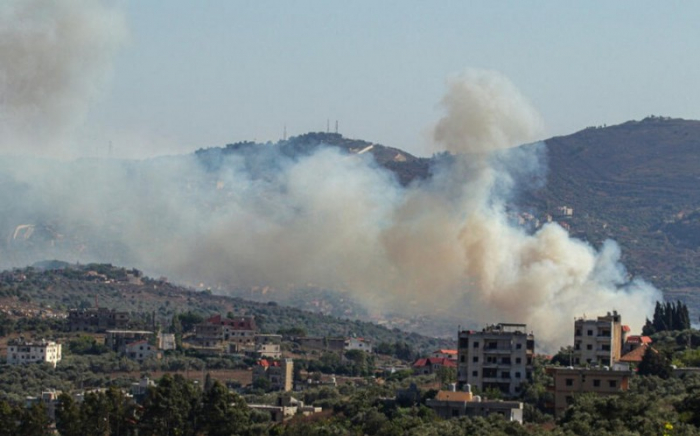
xmin=0 ymin=0 xmax=126 ymax=156
xmin=0 ymin=9 xmax=659 ymax=354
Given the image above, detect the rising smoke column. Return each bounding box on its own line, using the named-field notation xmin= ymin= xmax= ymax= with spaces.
xmin=0 ymin=0 xmax=126 ymax=156
xmin=0 ymin=24 xmax=659 ymax=353
xmin=415 ymin=69 xmax=659 ymax=349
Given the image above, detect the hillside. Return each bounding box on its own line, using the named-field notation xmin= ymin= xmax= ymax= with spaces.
xmin=523 ymin=117 xmax=700 ymax=310
xmin=0 ymin=263 xmax=452 ymax=354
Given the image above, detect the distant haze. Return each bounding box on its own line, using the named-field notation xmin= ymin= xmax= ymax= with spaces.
xmin=0 ymin=1 xmax=661 ymax=351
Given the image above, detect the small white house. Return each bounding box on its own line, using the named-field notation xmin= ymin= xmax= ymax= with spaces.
xmin=124 ymin=340 xmax=161 ymax=362
xmin=345 ymin=337 xmax=372 ymax=353
xmin=6 ymin=339 xmax=62 ymax=368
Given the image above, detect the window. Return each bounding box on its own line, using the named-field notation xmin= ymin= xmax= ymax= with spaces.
xmin=565 ymin=378 xmax=573 ymax=387
xmin=516 ymin=343 xmax=522 ymax=349
xmin=602 ymin=344 xmax=610 ymax=351
xmin=593 ymin=379 xmax=600 ymax=387
xmin=472 ymin=370 xmax=478 ymax=377
xmin=586 ymin=344 xmax=592 ymax=350
xmin=460 ymin=355 xmax=466 ymax=363
xmin=515 ymin=371 xmax=521 ymax=378
xmin=501 ymin=371 xmax=510 ymax=379
xmin=566 ymin=396 xmax=574 ymax=405
xmin=515 ymin=357 xmax=522 ymax=364
xmin=473 ymin=341 xmax=479 ymax=348
xmin=473 ymin=356 xmax=479 ymax=363
xmin=575 ymin=329 xmax=581 ymax=336
xmin=587 ymin=330 xmax=593 ymax=336
xmin=609 ymin=380 xmax=617 ymax=388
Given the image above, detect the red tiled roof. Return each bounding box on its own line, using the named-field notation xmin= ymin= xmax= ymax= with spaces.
xmin=435 ymin=349 xmax=457 ymax=355
xmin=622 ymin=325 xmax=631 ymax=333
xmin=626 ymin=335 xmax=652 ymax=344
xmin=413 ymin=357 xmax=456 ymax=368
xmin=619 ymin=344 xmax=656 ymax=363
xmin=413 ymin=358 xmax=428 ymax=368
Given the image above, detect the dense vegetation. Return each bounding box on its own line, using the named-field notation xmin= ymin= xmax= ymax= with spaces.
xmin=0 ymin=264 xmax=451 ymax=354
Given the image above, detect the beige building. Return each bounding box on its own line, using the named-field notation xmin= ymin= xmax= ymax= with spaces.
xmin=546 ymin=366 xmax=630 ymax=417
xmin=457 ymin=323 xmax=535 ymax=397
xmin=573 ymin=311 xmax=626 ymax=366
xmin=426 ymin=385 xmax=523 ymax=423
xmin=6 ymin=339 xmax=62 ymax=368
xmin=252 ymin=334 xmax=282 ymax=359
xmin=253 ymin=358 xmax=294 ymax=392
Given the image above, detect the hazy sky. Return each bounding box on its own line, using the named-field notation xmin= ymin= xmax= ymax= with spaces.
xmin=79 ymin=1 xmax=700 ymax=158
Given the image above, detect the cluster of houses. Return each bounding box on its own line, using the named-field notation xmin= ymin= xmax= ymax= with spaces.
xmin=410 ymin=310 xmax=655 ymax=421
xmin=4 ymin=303 xmax=665 ymax=424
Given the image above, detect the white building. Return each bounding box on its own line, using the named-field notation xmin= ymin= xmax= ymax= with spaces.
xmin=158 ymin=332 xmax=177 ymax=351
xmin=6 ymin=339 xmax=62 ymax=368
xmin=124 ymin=340 xmax=161 ymax=363
xmin=457 ymin=323 xmax=534 ymax=397
xmin=345 ymin=337 xmax=372 ymax=353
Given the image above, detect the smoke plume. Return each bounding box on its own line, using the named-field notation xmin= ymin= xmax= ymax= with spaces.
xmin=0 ymin=57 xmax=659 ymax=350
xmin=0 ymin=0 xmax=126 ymax=156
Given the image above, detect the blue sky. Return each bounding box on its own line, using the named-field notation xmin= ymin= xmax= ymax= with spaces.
xmin=83 ymin=1 xmax=700 ymax=157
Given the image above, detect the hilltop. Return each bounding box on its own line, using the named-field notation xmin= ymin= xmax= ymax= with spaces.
xmin=518 ymin=117 xmax=700 ymax=309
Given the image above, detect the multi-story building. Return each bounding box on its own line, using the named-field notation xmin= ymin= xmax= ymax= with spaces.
xmin=345 ymin=337 xmax=372 ymax=353
xmin=194 ymin=314 xmax=257 ymax=352
xmin=105 ymin=330 xmax=154 ymax=353
xmin=124 ymin=340 xmax=161 ymax=363
xmin=546 ymin=366 xmax=630 ymax=417
xmin=252 ymin=334 xmax=282 ymax=359
xmin=457 ymin=323 xmax=535 ymax=397
xmin=253 ymin=358 xmax=294 ymax=392
xmin=6 ymin=339 xmax=62 ymax=368
xmin=573 ymin=311 xmax=627 ymax=366
xmin=67 ymin=308 xmax=129 ymax=332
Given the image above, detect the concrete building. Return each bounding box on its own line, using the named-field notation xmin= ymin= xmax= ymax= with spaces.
xmin=426 ymin=385 xmax=523 ymax=423
xmin=413 ymin=357 xmax=457 ymax=375
xmin=158 ymin=332 xmax=177 ymax=351
xmin=194 ymin=314 xmax=257 ymax=352
xmin=297 ymin=336 xmax=346 ymax=352
xmin=248 ymin=396 xmax=322 ymax=423
xmin=345 ymin=337 xmax=372 ymax=353
xmin=573 ymin=311 xmax=626 ymax=366
xmin=457 ymin=323 xmax=534 ymax=397
xmin=6 ymin=339 xmax=62 ymax=368
xmin=25 ymin=389 xmax=62 ymax=420
xmin=431 ymin=349 xmax=458 ymax=361
xmin=105 ymin=330 xmax=154 ymax=353
xmin=546 ymin=366 xmax=630 ymax=417
xmin=67 ymin=308 xmax=129 ymax=332
xmin=253 ymin=358 xmax=294 ymax=392
xmin=252 ymin=334 xmax=282 ymax=359
xmin=124 ymin=340 xmax=161 ymax=362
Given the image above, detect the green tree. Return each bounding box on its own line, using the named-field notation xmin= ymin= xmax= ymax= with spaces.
xmin=139 ymin=374 xmax=201 ymax=436
xmin=200 ymin=381 xmax=251 ymax=436
xmin=638 ymin=347 xmax=672 ymax=379
xmin=18 ymin=402 xmax=51 ymax=436
xmin=0 ymin=400 xmax=19 ymax=436
xmin=55 ymin=392 xmax=82 ymax=436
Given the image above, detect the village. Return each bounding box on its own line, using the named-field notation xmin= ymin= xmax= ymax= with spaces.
xmin=3 ymin=297 xmax=678 ymax=428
